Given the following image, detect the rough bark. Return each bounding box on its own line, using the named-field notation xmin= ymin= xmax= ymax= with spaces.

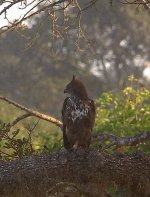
xmin=0 ymin=150 xmax=149 ymax=197
xmin=0 ymin=96 xmax=150 ymax=196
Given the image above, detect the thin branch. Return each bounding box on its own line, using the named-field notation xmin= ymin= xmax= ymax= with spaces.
xmin=0 ymin=96 xmax=62 ymax=128
xmin=142 ymin=0 xmax=150 ymax=9
xmin=25 ymin=119 xmax=40 ymax=153
xmin=6 ymin=113 xmax=32 ymax=129
xmin=0 ymin=0 xmax=70 ymax=35
xmin=21 ymin=0 xmax=45 ymax=19
xmin=0 ymin=0 xmax=23 ymax=16
xmin=121 ymin=0 xmax=150 ymax=6
xmin=82 ymin=0 xmax=98 ymax=11
xmin=18 ymin=0 xmax=36 ymax=10
xmin=74 ymin=0 xmax=94 ymax=53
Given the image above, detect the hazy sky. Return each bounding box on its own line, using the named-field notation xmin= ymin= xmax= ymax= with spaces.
xmin=0 ymin=1 xmax=37 ymax=28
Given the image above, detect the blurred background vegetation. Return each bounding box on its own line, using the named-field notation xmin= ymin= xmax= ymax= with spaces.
xmin=0 ymin=0 xmax=150 ymax=160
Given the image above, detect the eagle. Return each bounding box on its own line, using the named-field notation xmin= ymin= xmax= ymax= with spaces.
xmin=61 ymin=75 xmax=95 ymax=149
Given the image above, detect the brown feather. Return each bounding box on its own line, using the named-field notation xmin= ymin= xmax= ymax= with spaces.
xmin=62 ymin=77 xmax=95 ymax=149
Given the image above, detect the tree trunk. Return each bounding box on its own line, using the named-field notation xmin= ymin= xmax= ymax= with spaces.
xmin=0 ymin=150 xmax=149 ymax=197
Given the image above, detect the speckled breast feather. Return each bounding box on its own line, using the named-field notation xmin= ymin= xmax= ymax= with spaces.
xmin=66 ymin=96 xmax=90 ymax=123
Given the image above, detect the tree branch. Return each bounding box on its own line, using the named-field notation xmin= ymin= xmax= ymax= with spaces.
xmin=0 ymin=150 xmax=149 ymax=197
xmin=0 ymin=96 xmax=149 ymax=149
xmin=93 ymin=131 xmax=150 ymax=149
xmin=121 ymin=0 xmax=150 ymax=9
xmin=0 ymin=0 xmax=70 ymax=35
xmin=0 ymin=0 xmax=24 ymax=16
xmin=0 ymin=96 xmax=62 ymax=128
xmin=0 ymin=113 xmax=32 ymax=139
xmin=6 ymin=113 xmax=32 ymax=129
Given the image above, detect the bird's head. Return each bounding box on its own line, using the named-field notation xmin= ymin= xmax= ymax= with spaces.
xmin=64 ymin=75 xmax=88 ymax=99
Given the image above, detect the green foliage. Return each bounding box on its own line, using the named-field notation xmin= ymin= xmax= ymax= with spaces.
xmin=0 ymin=102 xmax=62 ymax=160
xmin=0 ymin=121 xmax=62 ymax=161
xmin=95 ymin=76 xmax=150 ymax=135
xmin=95 ymin=76 xmax=150 ymax=152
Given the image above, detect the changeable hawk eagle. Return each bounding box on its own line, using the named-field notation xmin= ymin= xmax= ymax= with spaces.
xmin=62 ymin=76 xmax=95 ymax=149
